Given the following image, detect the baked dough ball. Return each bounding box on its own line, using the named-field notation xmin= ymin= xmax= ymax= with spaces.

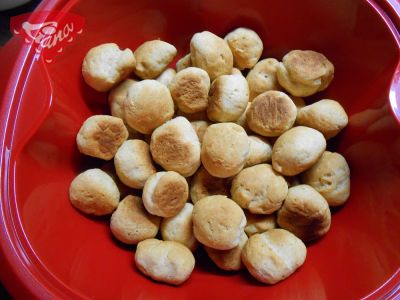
xmin=277 ymin=50 xmax=334 ymax=97
xmin=143 ymin=171 xmax=189 ymax=217
xmin=69 ymin=168 xmax=119 ymax=215
xmin=76 ymin=115 xmax=128 ymax=160
xmin=193 ymin=195 xmax=246 ymax=250
xmin=190 ymin=31 xmax=233 ymax=80
xmin=244 ymin=212 xmax=276 ymax=237
xmin=277 ymin=185 xmax=331 ymax=241
xmin=272 ymin=126 xmax=326 ymax=176
xmin=114 ymin=140 xmax=156 ymax=188
xmin=296 ymin=99 xmax=349 ymax=139
xmin=190 ymin=166 xmax=230 ymax=204
xmin=205 ymin=232 xmax=248 ymax=271
xmin=224 ymin=28 xmax=263 ymax=70
xmin=156 ymin=68 xmax=176 ymax=87
xmin=207 ymin=74 xmax=249 ymax=122
xmin=108 ymin=79 xmax=136 ymax=121
xmin=201 ymin=123 xmax=250 ymax=178
xmin=246 ymin=91 xmax=297 ymax=137
xmin=245 ymin=135 xmax=272 ymax=167
xmin=177 ymin=109 xmax=209 ymax=122
xmin=134 ymin=40 xmax=177 ymax=79
xmin=170 ymin=67 xmax=210 ymax=113
xmin=301 ymin=151 xmax=350 ymax=206
xmin=124 ymin=80 xmax=174 ymax=134
xmin=231 ymin=164 xmax=288 ymax=214
xmin=246 ymin=58 xmax=280 ymax=100
xmin=190 ymin=120 xmax=210 ymax=143
xmin=241 ymin=229 xmax=307 ymax=284
xmin=110 ymin=195 xmax=160 ymax=244
xmin=150 ymin=117 xmax=201 ymax=177
xmin=135 ymin=239 xmax=195 ymax=285
xmin=161 ymin=203 xmax=198 ymax=251
xmin=176 ymin=53 xmax=192 ymax=72
xmin=82 ymin=43 xmax=136 ymax=92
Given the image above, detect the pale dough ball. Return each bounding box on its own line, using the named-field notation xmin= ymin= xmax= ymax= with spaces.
xmin=296 ymin=99 xmax=349 ymax=139
xmin=190 ymin=31 xmax=233 ymax=80
xmin=190 ymin=120 xmax=210 ymax=144
xmin=193 ymin=195 xmax=246 ymax=250
xmin=176 ymin=53 xmax=192 ymax=72
xmin=231 ymin=164 xmax=288 ymax=214
xmin=190 ymin=166 xmax=230 ymax=204
xmin=247 ymin=90 xmax=297 ymax=137
xmin=110 ymin=195 xmax=160 ymax=244
xmin=134 ymin=40 xmax=177 ymax=79
xmin=156 ymin=68 xmax=176 ymax=87
xmin=114 ymin=140 xmax=156 ymax=189
xmin=150 ymin=117 xmax=201 ymax=177
xmin=205 ymin=232 xmax=248 ymax=271
xmin=135 ymin=239 xmax=195 ymax=285
xmin=170 ymin=67 xmax=210 ymax=113
xmin=272 ymin=126 xmax=326 ymax=176
xmin=244 ymin=212 xmax=276 ymax=237
xmin=143 ymin=171 xmax=189 ymax=217
xmin=82 ymin=43 xmax=136 ymax=92
xmin=241 ymin=229 xmax=307 ymax=284
xmin=69 ymin=168 xmax=119 ymax=215
xmin=246 ymin=58 xmax=280 ymax=100
xmin=301 ymin=151 xmax=350 ymax=206
xmin=201 ymin=123 xmax=250 ymax=178
xmin=161 ymin=203 xmax=198 ymax=251
xmin=245 ymin=135 xmax=272 ymax=167
xmin=277 ymin=185 xmax=331 ymax=242
xmin=207 ymin=74 xmax=249 ymax=122
xmin=124 ymin=80 xmax=174 ymax=134
xmin=76 ymin=115 xmax=128 ymax=160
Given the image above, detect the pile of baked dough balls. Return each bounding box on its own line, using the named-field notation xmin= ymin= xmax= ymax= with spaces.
xmin=71 ymin=28 xmax=350 ymax=286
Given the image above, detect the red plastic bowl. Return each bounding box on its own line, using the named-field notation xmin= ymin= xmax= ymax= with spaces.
xmin=1 ymin=0 xmax=400 ymax=299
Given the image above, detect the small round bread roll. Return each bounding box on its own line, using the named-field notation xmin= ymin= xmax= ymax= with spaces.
xmin=245 ymin=135 xmax=272 ymax=167
xmin=108 ymin=79 xmax=137 ymax=121
xmin=114 ymin=140 xmax=156 ymax=189
xmin=170 ymin=67 xmax=210 ymax=113
xmin=277 ymin=50 xmax=334 ymax=97
xmin=134 ymin=40 xmax=177 ymax=79
xmin=82 ymin=43 xmax=136 ymax=92
xmin=205 ymin=231 xmax=248 ymax=271
xmin=201 ymin=123 xmax=250 ymax=178
xmin=190 ymin=120 xmax=210 ymax=144
xmin=231 ymin=164 xmax=288 ymax=214
xmin=207 ymin=74 xmax=249 ymax=122
xmin=124 ymin=80 xmax=174 ymax=134
xmin=244 ymin=212 xmax=276 ymax=237
xmin=150 ymin=117 xmax=201 ymax=177
xmin=301 ymin=151 xmax=350 ymax=206
xmin=277 ymin=185 xmax=331 ymax=241
xmin=272 ymin=126 xmax=326 ymax=176
xmin=246 ymin=91 xmax=297 ymax=137
xmin=161 ymin=203 xmax=198 ymax=251
xmin=193 ymin=195 xmax=246 ymax=250
xmin=176 ymin=53 xmax=192 ymax=72
xmin=296 ymin=99 xmax=349 ymax=139
xmin=110 ymin=195 xmax=160 ymax=244
xmin=224 ymin=28 xmax=263 ymax=70
xmin=241 ymin=229 xmax=307 ymax=284
xmin=143 ymin=171 xmax=189 ymax=217
xmin=76 ymin=115 xmax=128 ymax=160
xmin=190 ymin=31 xmax=233 ymax=80
xmin=156 ymin=68 xmax=176 ymax=87
xmin=190 ymin=166 xmax=230 ymax=204
xmin=246 ymin=58 xmax=280 ymax=100
xmin=69 ymin=168 xmax=119 ymax=215
xmin=135 ymin=239 xmax=195 ymax=285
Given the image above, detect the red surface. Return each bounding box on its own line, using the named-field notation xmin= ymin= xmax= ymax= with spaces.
xmin=1 ymin=0 xmax=400 ymax=299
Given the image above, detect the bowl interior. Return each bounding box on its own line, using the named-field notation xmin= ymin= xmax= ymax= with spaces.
xmin=6 ymin=0 xmax=400 ymax=299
